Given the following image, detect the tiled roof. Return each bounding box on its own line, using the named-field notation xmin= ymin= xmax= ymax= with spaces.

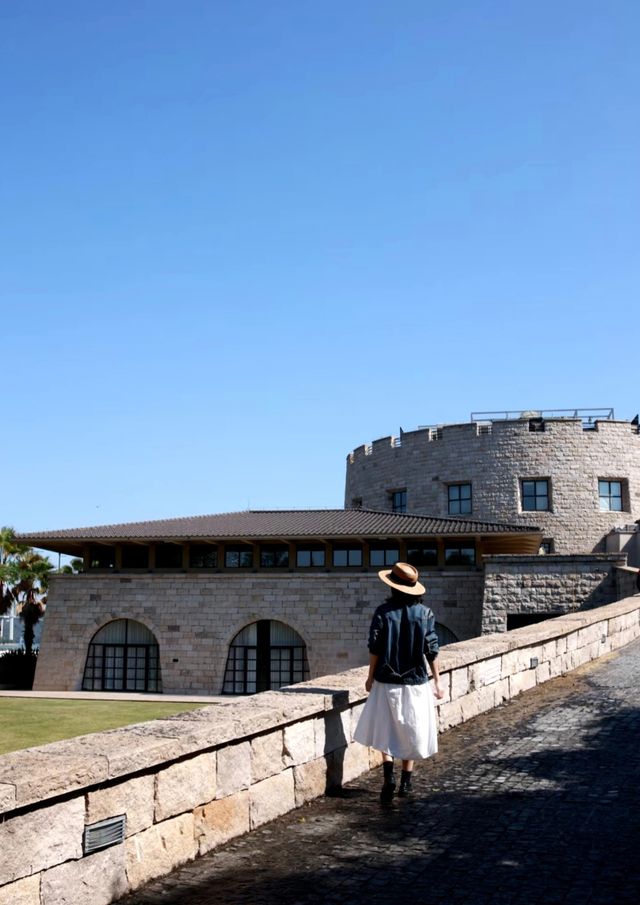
xmin=18 ymin=509 xmax=541 ymax=543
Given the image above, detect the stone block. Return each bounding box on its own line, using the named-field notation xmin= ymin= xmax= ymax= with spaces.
xmin=284 ymin=720 xmax=316 ymax=767
xmin=249 ymin=770 xmax=295 ymax=829
xmin=509 ymin=670 xmax=537 ymax=697
xmin=450 ymin=667 xmax=470 ymax=699
xmin=250 ymin=731 xmax=284 ymax=783
xmin=577 ymin=623 xmax=604 ymax=648
xmin=460 ymin=686 xmax=496 ymax=722
xmin=493 ymin=677 xmax=510 ymax=705
xmin=0 ymin=744 xmax=109 ymax=811
xmin=40 ymin=843 xmax=129 ymax=905
xmin=194 ymin=790 xmax=250 ymax=855
xmin=437 ymin=699 xmax=463 ymax=732
xmin=155 ymin=752 xmax=216 ymax=821
xmin=125 ymin=813 xmax=197 ymax=891
xmin=0 ymin=874 xmax=40 ymax=905
xmin=0 ymin=783 xmax=15 ymax=814
xmin=340 ymin=742 xmax=371 ymax=784
xmin=293 ymin=756 xmax=329 ymax=806
xmin=216 ymin=743 xmax=251 ymax=797
xmin=350 ymin=703 xmax=364 ymax=740
xmin=316 ymin=709 xmax=349 ymax=756
xmin=474 ymin=656 xmax=502 ymax=688
xmin=86 ymin=775 xmax=154 ymax=836
xmin=536 ymin=661 xmax=552 ymax=684
xmin=0 ymin=797 xmax=84 ymax=885
xmin=368 ymin=747 xmax=384 ymax=769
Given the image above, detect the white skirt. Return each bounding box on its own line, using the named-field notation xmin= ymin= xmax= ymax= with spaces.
xmin=354 ymin=681 xmax=438 ymax=761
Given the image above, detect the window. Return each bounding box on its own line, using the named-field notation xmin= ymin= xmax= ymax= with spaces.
xmin=225 ymin=547 xmax=253 ymax=568
xmin=435 ymin=622 xmax=459 ymax=646
xmin=406 ymin=544 xmax=439 ymax=567
xmin=448 ymin=483 xmax=472 ymax=515
xmin=89 ymin=546 xmax=115 ymax=570
xmin=296 ymin=546 xmax=325 ymax=567
xmin=222 ymin=620 xmax=309 ymax=694
xmin=391 ymin=490 xmax=407 ymax=513
xmin=121 ymin=544 xmax=149 ymax=570
xmin=444 ymin=543 xmax=475 ymax=566
xmin=521 ymin=479 xmax=550 ymax=512
xmin=599 ymin=480 xmax=623 ymax=511
xmin=369 ymin=545 xmax=400 ymax=567
xmin=189 ymin=544 xmax=218 ymax=569
xmin=260 ymin=545 xmax=289 ymax=568
xmin=154 ymin=543 xmax=183 ymax=569
xmin=332 ymin=545 xmax=363 ymax=567
xmin=82 ymin=619 xmax=161 ymax=693
xmin=539 ymin=539 xmax=554 ymax=555
xmin=351 ymin=497 xmax=363 ymax=509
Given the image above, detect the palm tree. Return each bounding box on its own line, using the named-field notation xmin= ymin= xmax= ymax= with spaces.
xmin=0 ymin=526 xmax=52 ymax=652
xmin=0 ymin=526 xmax=20 ymax=617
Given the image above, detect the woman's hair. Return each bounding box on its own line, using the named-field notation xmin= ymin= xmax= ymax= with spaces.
xmin=388 ymin=588 xmax=421 ymax=604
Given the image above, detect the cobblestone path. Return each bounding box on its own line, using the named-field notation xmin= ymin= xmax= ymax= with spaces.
xmin=117 ymin=639 xmax=640 ymax=905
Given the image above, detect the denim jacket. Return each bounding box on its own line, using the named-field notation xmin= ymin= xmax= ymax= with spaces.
xmin=368 ymin=597 xmax=439 ymax=685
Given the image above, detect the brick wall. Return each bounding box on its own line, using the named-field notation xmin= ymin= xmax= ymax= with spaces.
xmin=34 ymin=572 xmax=485 ymax=694
xmin=345 ymin=418 xmax=640 ymax=554
xmin=481 ymin=554 xmax=626 ymax=633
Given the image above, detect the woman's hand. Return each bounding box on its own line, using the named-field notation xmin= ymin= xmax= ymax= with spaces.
xmin=433 ymin=682 xmax=444 ymax=700
xmin=365 ymin=676 xmax=374 ymax=692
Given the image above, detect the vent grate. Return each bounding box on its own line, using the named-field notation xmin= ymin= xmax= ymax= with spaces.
xmin=83 ymin=815 xmax=126 ymax=855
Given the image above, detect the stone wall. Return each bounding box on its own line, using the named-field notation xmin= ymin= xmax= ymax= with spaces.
xmin=2 ymin=596 xmax=639 ymax=905
xmin=481 ymin=554 xmax=626 ymax=633
xmin=345 ymin=418 xmax=640 ymax=554
xmin=34 ymin=572 xmax=485 ymax=694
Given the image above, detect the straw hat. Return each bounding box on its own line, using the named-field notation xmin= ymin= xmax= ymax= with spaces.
xmin=378 ymin=561 xmax=425 ymax=596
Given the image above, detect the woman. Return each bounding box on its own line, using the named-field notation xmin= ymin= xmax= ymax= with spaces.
xmin=354 ymin=561 xmax=444 ymax=801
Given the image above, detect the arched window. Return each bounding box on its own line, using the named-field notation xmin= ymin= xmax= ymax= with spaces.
xmin=435 ymin=622 xmax=459 ymax=647
xmin=223 ymin=619 xmax=310 ymax=695
xmin=82 ymin=619 xmax=162 ymax=693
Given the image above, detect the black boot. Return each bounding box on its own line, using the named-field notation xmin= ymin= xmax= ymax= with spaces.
xmin=398 ymin=770 xmax=413 ymax=797
xmin=380 ymin=760 xmax=396 ymax=802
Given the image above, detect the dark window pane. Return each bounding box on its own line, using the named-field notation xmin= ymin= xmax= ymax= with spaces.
xmin=155 ymin=544 xmax=183 ymax=569
xmin=296 ymin=548 xmax=325 ymax=567
xmin=189 ymin=545 xmax=218 ymax=568
xmin=370 ymin=547 xmax=399 ymax=567
xmin=89 ymin=546 xmax=115 ymax=570
xmin=444 ymin=545 xmax=475 ymax=566
xmin=391 ymin=491 xmax=407 ymax=513
xmin=121 ymin=545 xmax=149 ymax=569
xmin=407 ymin=546 xmax=438 ymax=567
xmin=333 ymin=549 xmax=348 ymax=567
xmin=448 ymin=484 xmax=472 ymax=515
xmin=226 ymin=548 xmax=253 ymax=568
xmin=260 ymin=546 xmax=289 ymax=568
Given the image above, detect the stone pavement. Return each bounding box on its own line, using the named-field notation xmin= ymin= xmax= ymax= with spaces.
xmin=117 ymin=638 xmax=640 ymax=905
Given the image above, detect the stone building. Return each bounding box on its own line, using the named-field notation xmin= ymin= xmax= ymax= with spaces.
xmin=345 ymin=408 xmax=640 ymax=562
xmin=20 ymin=509 xmax=543 ymax=695
xmin=18 ymin=407 xmax=640 ymax=696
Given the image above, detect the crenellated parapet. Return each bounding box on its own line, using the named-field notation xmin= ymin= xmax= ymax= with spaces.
xmin=345 ymin=412 xmax=640 ymax=557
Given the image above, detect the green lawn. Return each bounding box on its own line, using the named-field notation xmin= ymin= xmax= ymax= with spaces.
xmin=0 ymin=699 xmax=207 ymax=755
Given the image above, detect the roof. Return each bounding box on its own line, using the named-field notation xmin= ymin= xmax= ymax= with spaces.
xmin=18 ymin=509 xmax=541 ymax=547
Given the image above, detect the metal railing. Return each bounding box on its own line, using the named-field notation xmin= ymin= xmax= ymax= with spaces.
xmin=470 ymin=408 xmax=615 ymax=424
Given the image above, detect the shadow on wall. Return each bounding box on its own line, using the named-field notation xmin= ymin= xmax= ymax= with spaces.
xmin=113 ymin=698 xmax=640 ymax=905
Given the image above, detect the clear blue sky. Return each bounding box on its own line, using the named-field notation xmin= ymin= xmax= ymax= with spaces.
xmin=3 ymin=0 xmax=639 ymax=533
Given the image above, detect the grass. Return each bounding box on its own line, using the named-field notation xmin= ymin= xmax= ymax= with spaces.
xmin=0 ymin=698 xmax=207 ymax=755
